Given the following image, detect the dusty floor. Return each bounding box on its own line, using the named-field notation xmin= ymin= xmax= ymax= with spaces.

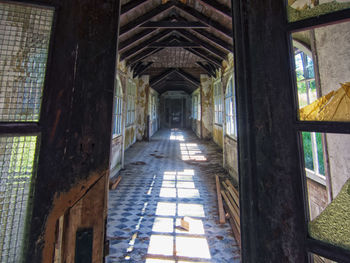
xmin=106 ymin=129 xmax=241 ymax=263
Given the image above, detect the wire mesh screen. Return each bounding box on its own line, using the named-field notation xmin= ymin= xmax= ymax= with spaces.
xmin=0 ymin=136 xmax=37 ymax=263
xmin=0 ymin=2 xmax=54 ymax=122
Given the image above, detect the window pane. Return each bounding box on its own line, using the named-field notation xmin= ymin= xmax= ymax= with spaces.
xmin=0 ymin=135 xmax=38 ymax=262
xmin=302 ymin=132 xmax=350 ymax=251
xmin=288 ymin=1 xmax=350 ymax=22
xmin=302 ymin=132 xmax=314 ymax=171
xmin=0 ymin=3 xmax=53 ymax=122
xmin=293 ymin=21 xmax=350 ymax=122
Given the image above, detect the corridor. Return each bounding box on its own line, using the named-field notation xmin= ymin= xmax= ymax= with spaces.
xmin=106 ymin=129 xmax=241 ymax=263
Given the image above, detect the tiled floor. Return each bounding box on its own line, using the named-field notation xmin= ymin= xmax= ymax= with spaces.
xmin=106 ymin=129 xmax=241 ymax=263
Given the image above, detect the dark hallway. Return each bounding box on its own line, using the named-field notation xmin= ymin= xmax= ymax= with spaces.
xmin=107 ymin=129 xmax=240 ymax=262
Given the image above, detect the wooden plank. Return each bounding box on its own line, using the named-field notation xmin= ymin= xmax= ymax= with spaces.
xmin=149 ymin=41 xmax=200 ymax=48
xmin=177 ymin=29 xmax=227 ymax=60
xmin=119 ymin=29 xmax=156 ymax=52
xmin=140 ymin=21 xmax=208 ymax=28
xmin=225 ymin=179 xmax=240 ymax=206
xmin=223 ymin=202 xmax=241 ymax=248
xmin=127 ymin=48 xmax=163 ymax=66
xmin=110 ymin=176 xmax=122 ymax=190
xmin=121 ymin=0 xmax=150 ymax=15
xmin=184 ymin=48 xmax=222 ymax=67
xmin=221 ymin=190 xmax=240 ymax=227
xmin=119 ymin=1 xmax=175 ymax=36
xmin=223 ymin=187 xmax=239 ymax=217
xmin=216 ymin=175 xmax=226 ymax=224
xmin=193 ymin=28 xmax=233 ymax=53
xmin=222 ymin=181 xmax=239 ymax=210
xmin=198 ymin=0 xmax=232 ymax=19
xmin=175 ymin=2 xmax=232 ymax=38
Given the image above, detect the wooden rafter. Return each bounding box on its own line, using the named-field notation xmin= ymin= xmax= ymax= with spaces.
xmin=121 ymin=0 xmax=150 ymax=16
xmin=198 ymin=0 xmax=232 ymax=19
xmin=175 ymin=2 xmax=232 ymax=38
xmin=120 ymin=29 xmax=173 ymax=61
xmin=127 ymin=48 xmax=163 ymax=66
xmin=119 ymin=1 xmax=175 ymax=36
xmin=133 ymin=62 xmax=153 ymax=78
xmin=150 ymin=68 xmax=177 ymax=86
xmin=177 ymin=29 xmax=227 ymax=60
xmin=149 ymin=40 xmax=200 ymax=48
xmin=140 ymin=20 xmax=208 ymax=28
xmin=119 ymin=29 xmax=156 ymax=52
xmin=185 ymin=48 xmax=221 ymax=67
xmin=175 ymin=68 xmax=200 ymax=87
xmin=196 ymin=61 xmax=216 ymax=77
xmin=192 ymin=29 xmax=233 ymax=53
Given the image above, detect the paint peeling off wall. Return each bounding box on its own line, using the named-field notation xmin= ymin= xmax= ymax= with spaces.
xmin=124 ymin=126 xmax=135 ymax=150
xmin=137 ymin=75 xmax=149 ymax=141
xmin=200 ymin=74 xmax=213 ymax=139
xmin=213 ymin=125 xmax=223 ymax=148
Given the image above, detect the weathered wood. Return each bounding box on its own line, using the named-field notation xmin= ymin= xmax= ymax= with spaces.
xmin=127 ymin=48 xmax=163 ymax=66
xmin=221 ymin=190 xmax=240 ymax=227
xmin=223 ymin=180 xmax=239 ymax=208
xmin=134 ymin=62 xmax=153 ymax=77
xmin=177 ymin=29 xmax=227 ymax=60
xmin=120 ymin=29 xmax=172 ymax=61
xmin=121 ymin=0 xmax=150 ymax=15
xmin=149 ymin=41 xmax=200 ymax=48
xmin=175 ymin=68 xmax=200 ymax=87
xmin=216 ymin=175 xmax=226 ymax=224
xmin=175 ymin=2 xmax=232 ymax=38
xmin=119 ymin=29 xmax=156 ymax=52
xmin=198 ymin=0 xmax=232 ymax=19
xmin=109 ymin=176 xmax=122 ymax=190
xmin=184 ymin=48 xmax=222 ymax=67
xmin=119 ymin=1 xmax=175 ymax=36
xmin=140 ymin=21 xmax=208 ymax=28
xmin=196 ymin=61 xmax=216 ymax=77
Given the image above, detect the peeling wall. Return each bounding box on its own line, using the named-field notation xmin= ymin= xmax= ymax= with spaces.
xmin=200 ymin=74 xmax=213 ymax=139
xmin=149 ymin=88 xmax=159 ymax=137
xmin=137 ymin=75 xmax=149 ymax=140
xmin=110 ymin=135 xmax=123 ymax=176
xmin=213 ymin=125 xmax=223 ymax=148
xmin=314 ymin=22 xmax=350 ymax=197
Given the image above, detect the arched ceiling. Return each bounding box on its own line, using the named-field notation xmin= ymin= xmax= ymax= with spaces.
xmin=119 ymin=0 xmax=233 ymax=94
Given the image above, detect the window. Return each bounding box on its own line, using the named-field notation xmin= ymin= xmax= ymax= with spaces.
xmin=192 ymin=93 xmax=200 ymax=120
xmin=112 ymin=77 xmax=123 ymax=137
xmin=225 ymin=76 xmax=237 ymax=138
xmin=126 ymin=80 xmax=136 ymax=126
xmin=0 ymin=2 xmax=53 ymax=261
xmin=151 ymin=94 xmax=157 ymax=121
xmin=213 ymin=81 xmax=223 ymax=125
xmin=294 ymin=44 xmax=325 ymax=181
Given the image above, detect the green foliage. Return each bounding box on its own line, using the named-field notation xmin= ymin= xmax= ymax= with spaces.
xmin=302 ymin=132 xmax=314 ymax=170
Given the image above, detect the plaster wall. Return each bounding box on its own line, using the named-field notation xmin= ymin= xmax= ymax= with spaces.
xmin=137 ymin=75 xmax=149 ymax=141
xmin=200 ymin=74 xmax=213 ymax=139
xmin=213 ymin=125 xmax=223 ymax=148
xmin=315 ymin=21 xmax=350 ymax=197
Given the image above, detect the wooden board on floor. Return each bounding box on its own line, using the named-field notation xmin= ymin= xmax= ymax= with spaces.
xmin=216 ymin=175 xmax=226 ymax=224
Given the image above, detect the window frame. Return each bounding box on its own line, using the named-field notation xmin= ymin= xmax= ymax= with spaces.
xmin=213 ymin=80 xmax=223 ymax=125
xmin=126 ymin=79 xmax=136 ymax=127
xmin=112 ymin=76 xmax=123 ymax=138
xmin=225 ymin=75 xmax=237 ymax=139
xmin=288 ymin=4 xmax=350 ymax=262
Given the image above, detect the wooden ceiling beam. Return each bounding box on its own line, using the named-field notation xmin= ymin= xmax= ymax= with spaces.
xmin=177 ymin=29 xmax=227 ymax=60
xmin=196 ymin=61 xmax=216 ymax=77
xmin=150 ymin=68 xmax=178 ymax=87
xmin=127 ymin=48 xmax=163 ymax=66
xmin=193 ymin=28 xmax=233 ymax=53
xmin=185 ymin=47 xmax=221 ymax=67
xmin=198 ymin=0 xmax=232 ymax=19
xmin=119 ymin=1 xmax=175 ymax=36
xmin=121 ymin=0 xmax=151 ymax=16
xmin=149 ymin=40 xmax=200 ymax=48
xmin=175 ymin=2 xmax=232 ymax=38
xmin=133 ymin=62 xmax=153 ymax=78
xmin=174 ymin=68 xmax=200 ymax=87
xmin=140 ymin=20 xmax=208 ymax=28
xmin=119 ymin=29 xmax=156 ymax=52
xmin=120 ymin=29 xmax=173 ymax=61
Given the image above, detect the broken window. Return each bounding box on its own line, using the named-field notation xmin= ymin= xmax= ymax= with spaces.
xmin=112 ymin=76 xmax=123 ymax=137
xmin=213 ymin=80 xmax=223 ymax=125
xmin=225 ymin=76 xmax=237 ymax=138
xmin=0 ymin=2 xmax=53 ymax=262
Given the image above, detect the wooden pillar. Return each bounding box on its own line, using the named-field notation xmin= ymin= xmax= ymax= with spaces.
xmin=26 ymin=0 xmax=121 ymax=262
xmin=231 ymin=0 xmax=308 ymax=262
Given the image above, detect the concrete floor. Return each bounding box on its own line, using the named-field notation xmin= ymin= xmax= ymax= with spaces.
xmin=106 ymin=129 xmax=241 ymax=263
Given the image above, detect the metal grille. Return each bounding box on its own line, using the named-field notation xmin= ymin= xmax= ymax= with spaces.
xmin=0 ymin=2 xmax=53 ymax=122
xmin=0 ymin=135 xmax=37 ymax=263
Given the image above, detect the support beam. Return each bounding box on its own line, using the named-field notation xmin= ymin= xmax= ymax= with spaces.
xmin=119 ymin=1 xmax=175 ymax=36
xmin=119 ymin=29 xmax=156 ymax=52
xmin=174 ymin=68 xmax=200 ymax=87
xmin=121 ymin=0 xmax=150 ymax=15
xmin=196 ymin=61 xmax=216 ymax=77
xmin=149 ymin=41 xmax=199 ymax=48
xmin=185 ymin=47 xmax=221 ymax=67
xmin=133 ymin=62 xmax=153 ymax=78
xmin=177 ymin=29 xmax=227 ymax=60
xmin=140 ymin=20 xmax=208 ymax=28
xmin=193 ymin=28 xmax=233 ymax=53
xmin=150 ymin=68 xmax=177 ymax=87
xmin=120 ymin=29 xmax=172 ymax=61
xmin=127 ymin=48 xmax=163 ymax=66
xmin=175 ymin=2 xmax=232 ymax=38
xmin=198 ymin=0 xmax=232 ymax=19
